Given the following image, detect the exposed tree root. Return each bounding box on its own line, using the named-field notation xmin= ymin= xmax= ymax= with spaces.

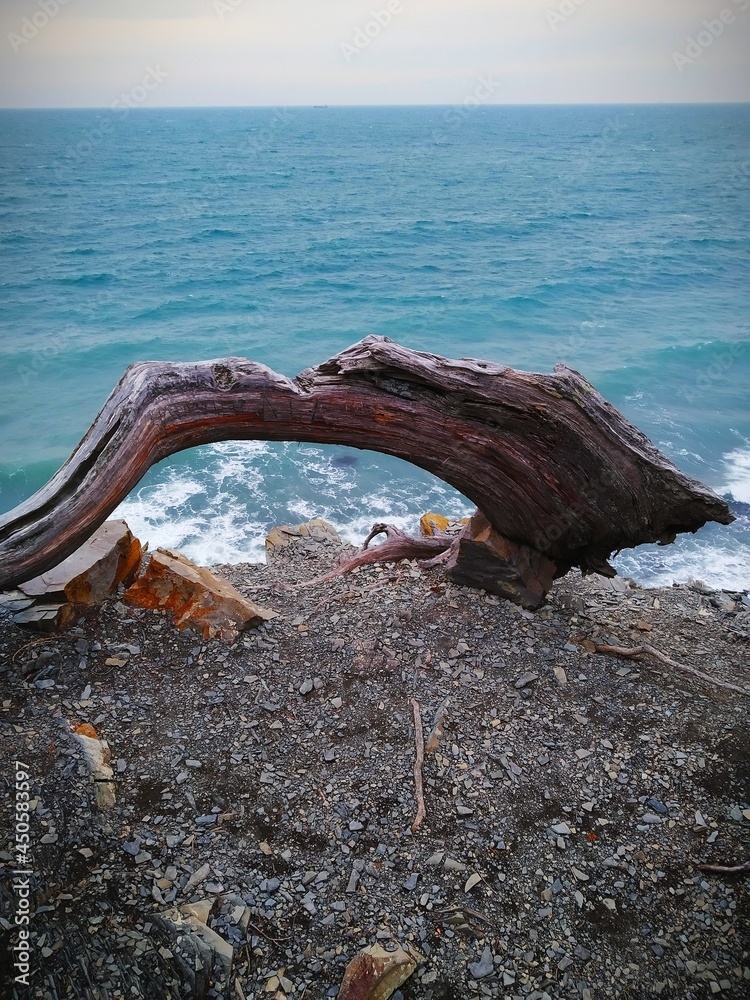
xmin=293 ymin=523 xmax=453 ymax=589
xmin=591 ymin=642 xmax=750 ymax=698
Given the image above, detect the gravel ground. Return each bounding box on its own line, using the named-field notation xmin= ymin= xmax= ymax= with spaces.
xmin=1 ymin=526 xmax=749 ymax=999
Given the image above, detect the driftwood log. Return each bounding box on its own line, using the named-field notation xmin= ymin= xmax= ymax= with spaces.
xmin=0 ymin=336 xmax=733 ymax=601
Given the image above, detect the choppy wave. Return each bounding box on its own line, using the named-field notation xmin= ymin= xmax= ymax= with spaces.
xmin=613 ymin=446 xmax=750 ymax=590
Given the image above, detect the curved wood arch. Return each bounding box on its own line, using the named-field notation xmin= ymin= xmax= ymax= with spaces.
xmin=0 ymin=336 xmax=732 ymax=590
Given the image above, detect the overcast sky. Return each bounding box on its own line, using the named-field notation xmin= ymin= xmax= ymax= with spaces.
xmin=1 ymin=0 xmax=748 ymax=108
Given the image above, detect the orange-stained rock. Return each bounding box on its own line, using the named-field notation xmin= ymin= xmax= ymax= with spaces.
xmin=19 ymin=520 xmax=142 ymax=605
xmin=419 ymin=513 xmax=469 ymax=537
xmin=73 ymin=723 xmax=99 ymax=739
xmin=447 ymin=511 xmax=559 ymax=609
xmin=124 ymin=548 xmax=277 ymax=643
xmin=419 ymin=512 xmax=450 ymax=536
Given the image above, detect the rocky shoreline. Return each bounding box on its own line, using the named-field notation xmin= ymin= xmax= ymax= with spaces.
xmin=1 ymin=521 xmax=749 ymax=999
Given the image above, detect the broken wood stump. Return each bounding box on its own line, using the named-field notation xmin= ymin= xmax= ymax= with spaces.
xmin=0 ymin=337 xmax=733 ymax=606
xmin=446 ymin=510 xmax=559 ymax=608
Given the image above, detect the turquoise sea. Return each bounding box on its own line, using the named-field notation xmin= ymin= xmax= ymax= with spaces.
xmin=0 ymin=105 xmax=748 ymax=588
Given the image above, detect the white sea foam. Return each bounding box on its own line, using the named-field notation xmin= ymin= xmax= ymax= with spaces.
xmin=115 ymin=487 xmax=269 ymax=566
xmin=113 ymin=445 xmax=275 ymax=565
xmin=612 ymin=446 xmax=750 ymax=591
xmin=614 ymin=531 xmax=750 ymax=593
xmin=287 ymin=499 xmax=322 ymax=521
xmin=723 ymin=445 xmax=750 ymax=504
xmin=208 ymin=440 xmax=270 ymax=490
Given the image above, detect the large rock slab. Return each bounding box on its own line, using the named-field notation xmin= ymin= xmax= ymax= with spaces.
xmin=265 ymin=518 xmax=352 ymax=583
xmin=124 ymin=548 xmax=277 ymax=643
xmin=18 ymin=520 xmax=142 ymax=605
xmin=447 ymin=511 xmax=558 ymax=609
xmin=0 ymin=590 xmax=35 ymax=612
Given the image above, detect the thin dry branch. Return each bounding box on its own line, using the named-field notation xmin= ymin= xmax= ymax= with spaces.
xmin=410 ymin=698 xmax=427 ymax=833
xmin=591 ymin=642 xmax=750 ymax=698
xmin=695 ymin=860 xmax=750 ymax=874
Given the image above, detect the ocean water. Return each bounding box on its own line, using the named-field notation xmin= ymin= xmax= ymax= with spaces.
xmin=1 ymin=105 xmax=748 ymax=589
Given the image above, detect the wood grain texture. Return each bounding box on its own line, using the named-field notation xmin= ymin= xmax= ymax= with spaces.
xmin=0 ymin=336 xmax=733 ymax=590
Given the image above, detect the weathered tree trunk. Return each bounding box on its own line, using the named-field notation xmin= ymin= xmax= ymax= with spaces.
xmin=0 ymin=336 xmax=733 ymax=593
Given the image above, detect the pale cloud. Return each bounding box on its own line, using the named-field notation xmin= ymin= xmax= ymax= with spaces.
xmin=0 ymin=0 xmax=748 ymax=107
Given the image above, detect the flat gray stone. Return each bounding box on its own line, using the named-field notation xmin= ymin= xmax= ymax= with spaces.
xmin=514 ymin=671 xmax=539 ymax=689
xmin=468 ymin=945 xmax=494 ymax=979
